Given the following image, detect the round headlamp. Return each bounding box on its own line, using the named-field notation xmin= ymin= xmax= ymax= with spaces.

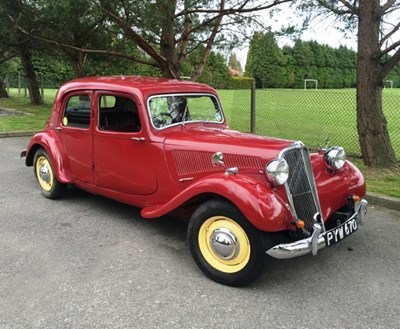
xmin=324 ymin=146 xmax=346 ymax=170
xmin=266 ymin=158 xmax=289 ymax=186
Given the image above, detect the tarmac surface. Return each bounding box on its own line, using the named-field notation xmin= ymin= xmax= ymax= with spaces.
xmin=1 ymin=136 xmax=399 ymax=329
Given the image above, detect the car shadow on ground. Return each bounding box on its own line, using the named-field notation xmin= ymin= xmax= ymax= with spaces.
xmin=61 ymin=185 xmax=189 ymax=241
xmin=59 ymin=185 xmax=354 ymax=289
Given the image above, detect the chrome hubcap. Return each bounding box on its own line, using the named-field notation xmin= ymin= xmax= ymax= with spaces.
xmin=210 ymin=228 xmax=240 ymax=260
xmin=39 ymin=163 xmax=51 ymax=184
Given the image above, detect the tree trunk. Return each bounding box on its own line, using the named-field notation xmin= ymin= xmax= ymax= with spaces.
xmin=356 ymin=1 xmax=397 ymax=167
xmin=191 ymin=0 xmax=225 ymax=81
xmin=159 ymin=0 xmax=180 ymax=79
xmin=20 ymin=46 xmax=43 ymax=105
xmin=0 ymin=80 xmax=9 ymax=98
xmin=70 ymin=52 xmax=86 ymax=77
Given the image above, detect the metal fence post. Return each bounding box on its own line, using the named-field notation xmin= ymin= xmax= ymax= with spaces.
xmin=18 ymin=72 xmax=21 ymax=96
xmin=250 ymin=81 xmax=256 ymax=133
xmin=41 ymin=74 xmax=44 ymax=98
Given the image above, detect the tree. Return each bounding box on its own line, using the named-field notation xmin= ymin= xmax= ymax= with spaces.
xmin=336 ymin=45 xmax=356 ymax=87
xmin=15 ymin=0 xmax=292 ymax=80
xmin=228 ymin=53 xmax=242 ymax=73
xmin=245 ymin=31 xmax=286 ymax=88
xmin=292 ymin=39 xmax=315 ymax=85
xmin=282 ymin=45 xmax=296 ymax=87
xmin=0 ymin=51 xmax=16 ymax=98
xmin=298 ymin=0 xmax=399 ymax=167
xmin=1 ymin=0 xmax=43 ymax=104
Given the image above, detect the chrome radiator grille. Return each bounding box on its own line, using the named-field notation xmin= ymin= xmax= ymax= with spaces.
xmin=282 ymin=144 xmax=321 ymax=231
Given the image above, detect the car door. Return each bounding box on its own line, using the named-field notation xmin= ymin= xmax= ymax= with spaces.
xmin=93 ymin=92 xmax=157 ymax=195
xmin=57 ymin=91 xmax=93 ymax=184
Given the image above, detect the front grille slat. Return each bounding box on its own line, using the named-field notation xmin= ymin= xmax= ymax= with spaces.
xmin=282 ymin=144 xmax=321 ymax=232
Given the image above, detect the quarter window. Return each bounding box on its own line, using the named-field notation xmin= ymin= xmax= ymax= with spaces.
xmin=98 ymin=95 xmax=141 ymax=132
xmin=62 ymin=95 xmax=91 ymax=129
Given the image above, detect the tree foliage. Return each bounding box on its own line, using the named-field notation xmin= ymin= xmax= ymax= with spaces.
xmin=0 ymin=0 xmax=43 ymax=103
xmin=245 ymin=32 xmax=357 ymax=89
xmin=9 ymin=0 xmax=292 ymax=80
xmin=245 ymin=31 xmax=287 ymax=88
xmin=228 ymin=53 xmax=242 ymax=72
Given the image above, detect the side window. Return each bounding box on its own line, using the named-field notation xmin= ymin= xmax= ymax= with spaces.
xmin=98 ymin=95 xmax=141 ymax=132
xmin=62 ymin=95 xmax=91 ymax=129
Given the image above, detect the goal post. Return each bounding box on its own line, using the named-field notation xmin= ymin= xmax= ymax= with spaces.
xmin=304 ymin=79 xmax=318 ymax=90
xmin=384 ymin=80 xmax=393 ymax=88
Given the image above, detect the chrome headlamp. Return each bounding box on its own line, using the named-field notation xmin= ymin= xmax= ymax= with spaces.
xmin=266 ymin=158 xmax=289 ymax=186
xmin=324 ymin=146 xmax=346 ymax=170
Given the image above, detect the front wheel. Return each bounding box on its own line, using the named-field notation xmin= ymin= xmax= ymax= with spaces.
xmin=34 ymin=148 xmax=65 ymax=199
xmin=188 ymin=199 xmax=264 ymax=286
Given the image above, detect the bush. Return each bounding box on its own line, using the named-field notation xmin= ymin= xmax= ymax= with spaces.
xmin=229 ymin=77 xmax=255 ymax=89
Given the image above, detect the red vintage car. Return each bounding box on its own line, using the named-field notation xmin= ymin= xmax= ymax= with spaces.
xmin=22 ymin=76 xmax=368 ymax=286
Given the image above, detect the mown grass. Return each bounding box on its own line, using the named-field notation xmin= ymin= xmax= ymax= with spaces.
xmin=0 ymin=89 xmax=57 ymax=132
xmin=1 ymin=87 xmax=399 ymax=198
xmin=350 ymin=157 xmax=400 ymax=198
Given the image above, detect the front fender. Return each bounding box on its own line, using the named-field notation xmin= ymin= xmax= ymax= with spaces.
xmin=25 ymin=131 xmax=71 ymax=183
xmin=313 ymin=157 xmax=366 ymax=221
xmin=141 ymin=173 xmax=292 ymax=232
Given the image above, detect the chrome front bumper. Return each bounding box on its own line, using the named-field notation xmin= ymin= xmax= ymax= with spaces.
xmin=266 ymin=199 xmax=368 ymax=259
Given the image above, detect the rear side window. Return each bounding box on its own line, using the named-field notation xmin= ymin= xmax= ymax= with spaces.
xmin=98 ymin=95 xmax=141 ymax=133
xmin=62 ymin=95 xmax=91 ymax=129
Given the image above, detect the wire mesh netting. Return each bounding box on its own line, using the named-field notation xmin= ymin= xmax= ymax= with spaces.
xmin=219 ymin=88 xmax=400 ymax=159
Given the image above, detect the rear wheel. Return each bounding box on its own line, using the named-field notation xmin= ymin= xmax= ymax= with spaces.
xmin=34 ymin=148 xmax=65 ymax=199
xmin=188 ymin=199 xmax=264 ymax=286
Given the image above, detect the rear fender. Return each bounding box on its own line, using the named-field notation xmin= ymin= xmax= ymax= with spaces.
xmin=141 ymin=173 xmax=292 ymax=232
xmin=25 ymin=131 xmax=71 ymax=183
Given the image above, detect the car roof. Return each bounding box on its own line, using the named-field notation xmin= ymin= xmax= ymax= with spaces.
xmin=58 ymin=76 xmax=217 ymax=98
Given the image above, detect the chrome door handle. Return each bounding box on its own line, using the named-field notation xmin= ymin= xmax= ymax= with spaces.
xmin=130 ymin=137 xmax=145 ymax=142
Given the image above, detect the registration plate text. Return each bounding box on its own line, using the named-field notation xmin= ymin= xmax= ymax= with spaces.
xmin=325 ymin=218 xmax=358 ymax=247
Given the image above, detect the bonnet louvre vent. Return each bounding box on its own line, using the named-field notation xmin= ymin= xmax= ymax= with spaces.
xmin=172 ymin=150 xmax=262 ymax=176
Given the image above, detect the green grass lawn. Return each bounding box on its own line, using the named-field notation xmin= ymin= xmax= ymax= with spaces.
xmin=0 ymin=89 xmax=57 ymax=132
xmin=1 ymin=87 xmax=399 ymax=198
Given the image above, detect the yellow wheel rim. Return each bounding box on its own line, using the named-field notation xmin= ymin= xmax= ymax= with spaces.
xmin=35 ymin=155 xmax=54 ymax=192
xmin=198 ymin=216 xmax=251 ymax=273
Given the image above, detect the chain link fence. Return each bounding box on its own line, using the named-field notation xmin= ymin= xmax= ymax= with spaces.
xmin=220 ymin=87 xmax=400 ymax=159
xmin=2 ymin=72 xmax=67 ymax=97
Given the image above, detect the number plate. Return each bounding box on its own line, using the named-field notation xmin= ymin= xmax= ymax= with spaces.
xmin=324 ymin=217 xmax=358 ymax=247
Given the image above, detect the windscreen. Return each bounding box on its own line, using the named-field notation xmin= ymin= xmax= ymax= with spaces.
xmin=148 ymin=94 xmax=223 ymax=129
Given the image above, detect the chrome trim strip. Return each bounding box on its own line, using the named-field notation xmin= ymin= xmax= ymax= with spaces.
xmin=311 ymin=223 xmax=322 ymax=255
xmin=266 ymin=199 xmax=368 ymax=259
xmin=178 ymin=177 xmax=194 ymax=182
xmin=358 ymin=199 xmax=368 ymax=225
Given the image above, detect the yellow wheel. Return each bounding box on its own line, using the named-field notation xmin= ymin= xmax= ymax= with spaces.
xmin=188 ymin=199 xmax=264 ymax=286
xmin=35 ymin=155 xmax=54 ymax=192
xmin=34 ymin=148 xmax=65 ymax=199
xmin=198 ymin=216 xmax=251 ymax=273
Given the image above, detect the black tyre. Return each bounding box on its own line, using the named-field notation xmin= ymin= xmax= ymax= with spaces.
xmin=188 ymin=199 xmax=264 ymax=286
xmin=33 ymin=148 xmax=65 ymax=199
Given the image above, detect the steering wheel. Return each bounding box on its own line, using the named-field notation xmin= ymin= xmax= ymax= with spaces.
xmin=153 ymin=112 xmax=172 ymax=128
